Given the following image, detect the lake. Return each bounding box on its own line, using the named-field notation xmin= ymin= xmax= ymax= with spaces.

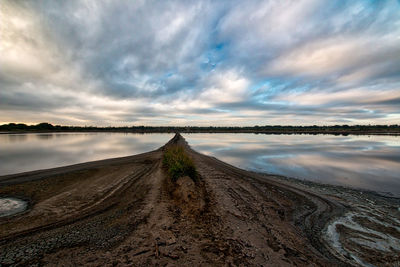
xmin=185 ymin=133 xmax=400 ymax=197
xmin=0 ymin=133 xmax=173 ymax=176
xmin=0 ymin=132 xmax=399 ymax=197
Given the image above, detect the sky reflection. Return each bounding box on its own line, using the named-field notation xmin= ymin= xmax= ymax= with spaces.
xmin=0 ymin=133 xmax=172 ymax=176
xmin=185 ymin=134 xmax=400 ymax=197
xmin=1 ymin=133 xmax=399 ymax=197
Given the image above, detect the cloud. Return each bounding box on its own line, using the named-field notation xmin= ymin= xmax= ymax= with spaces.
xmin=0 ymin=0 xmax=399 ymax=126
xmin=198 ymin=69 xmax=250 ymax=104
xmin=265 ymin=35 xmax=400 ymax=84
xmin=274 ymin=86 xmax=400 ymax=106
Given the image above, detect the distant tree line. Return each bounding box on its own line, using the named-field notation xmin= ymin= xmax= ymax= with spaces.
xmin=0 ymin=122 xmax=399 ymax=135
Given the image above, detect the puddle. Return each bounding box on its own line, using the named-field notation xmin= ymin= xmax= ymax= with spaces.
xmin=0 ymin=197 xmax=28 ymax=217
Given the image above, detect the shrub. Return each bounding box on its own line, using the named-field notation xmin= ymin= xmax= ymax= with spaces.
xmin=163 ymin=145 xmax=196 ymax=181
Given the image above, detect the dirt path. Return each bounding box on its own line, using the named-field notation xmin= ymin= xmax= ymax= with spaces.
xmin=0 ymin=134 xmax=352 ymax=266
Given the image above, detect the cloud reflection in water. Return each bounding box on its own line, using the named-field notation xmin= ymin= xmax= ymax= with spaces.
xmin=0 ymin=133 xmax=172 ymax=176
xmin=185 ymin=134 xmax=400 ymax=197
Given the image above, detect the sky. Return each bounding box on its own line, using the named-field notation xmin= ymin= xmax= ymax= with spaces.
xmin=1 ymin=0 xmax=400 ymax=126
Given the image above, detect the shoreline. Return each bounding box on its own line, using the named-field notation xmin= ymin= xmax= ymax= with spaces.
xmin=1 ymin=130 xmax=400 ymax=136
xmin=0 ymin=134 xmax=399 ymax=266
xmin=254 ymin=171 xmax=400 ymax=200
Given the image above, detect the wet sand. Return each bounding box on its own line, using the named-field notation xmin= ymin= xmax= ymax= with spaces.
xmin=0 ymin=134 xmax=399 ymax=266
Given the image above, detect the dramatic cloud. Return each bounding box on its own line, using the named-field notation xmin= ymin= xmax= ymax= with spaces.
xmin=1 ymin=0 xmax=399 ymax=126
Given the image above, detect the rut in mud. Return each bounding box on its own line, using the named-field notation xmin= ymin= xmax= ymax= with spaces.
xmin=0 ymin=133 xmax=354 ymax=266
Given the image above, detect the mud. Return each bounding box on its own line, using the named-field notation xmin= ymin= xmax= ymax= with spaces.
xmin=269 ymin=174 xmax=400 ymax=267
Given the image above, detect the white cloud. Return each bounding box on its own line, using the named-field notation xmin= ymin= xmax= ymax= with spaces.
xmin=265 ymin=34 xmax=400 ymax=80
xmin=275 ymin=86 xmax=400 ymax=106
xmin=218 ymin=0 xmax=321 ymax=52
xmin=199 ymin=70 xmax=250 ymax=104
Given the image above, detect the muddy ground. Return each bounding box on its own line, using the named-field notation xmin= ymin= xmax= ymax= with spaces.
xmin=0 ymin=134 xmax=399 ymax=266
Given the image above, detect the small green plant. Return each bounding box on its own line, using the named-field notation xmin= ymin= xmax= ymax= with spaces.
xmin=163 ymin=145 xmax=196 ymax=181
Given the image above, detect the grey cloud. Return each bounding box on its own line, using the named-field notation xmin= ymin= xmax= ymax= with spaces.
xmin=374 ymin=97 xmax=400 ymax=106
xmin=29 ymin=0 xmax=222 ymax=99
xmin=0 ymin=88 xmax=75 ymax=112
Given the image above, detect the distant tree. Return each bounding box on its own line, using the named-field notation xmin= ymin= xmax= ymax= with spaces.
xmin=35 ymin=123 xmax=54 ymax=130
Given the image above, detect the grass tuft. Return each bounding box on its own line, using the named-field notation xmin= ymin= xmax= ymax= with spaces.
xmin=163 ymin=145 xmax=196 ymax=181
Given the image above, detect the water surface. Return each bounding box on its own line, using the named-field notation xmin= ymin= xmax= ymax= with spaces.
xmin=1 ymin=132 xmax=399 ymax=197
xmin=0 ymin=133 xmax=172 ymax=176
xmin=185 ymin=133 xmax=400 ymax=197
xmin=0 ymin=198 xmax=28 ymax=217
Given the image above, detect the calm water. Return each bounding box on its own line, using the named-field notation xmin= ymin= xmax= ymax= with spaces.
xmin=0 ymin=198 xmax=27 ymax=218
xmin=184 ymin=133 xmax=400 ymax=197
xmin=0 ymin=133 xmax=172 ymax=175
xmin=0 ymin=133 xmax=399 ymax=197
